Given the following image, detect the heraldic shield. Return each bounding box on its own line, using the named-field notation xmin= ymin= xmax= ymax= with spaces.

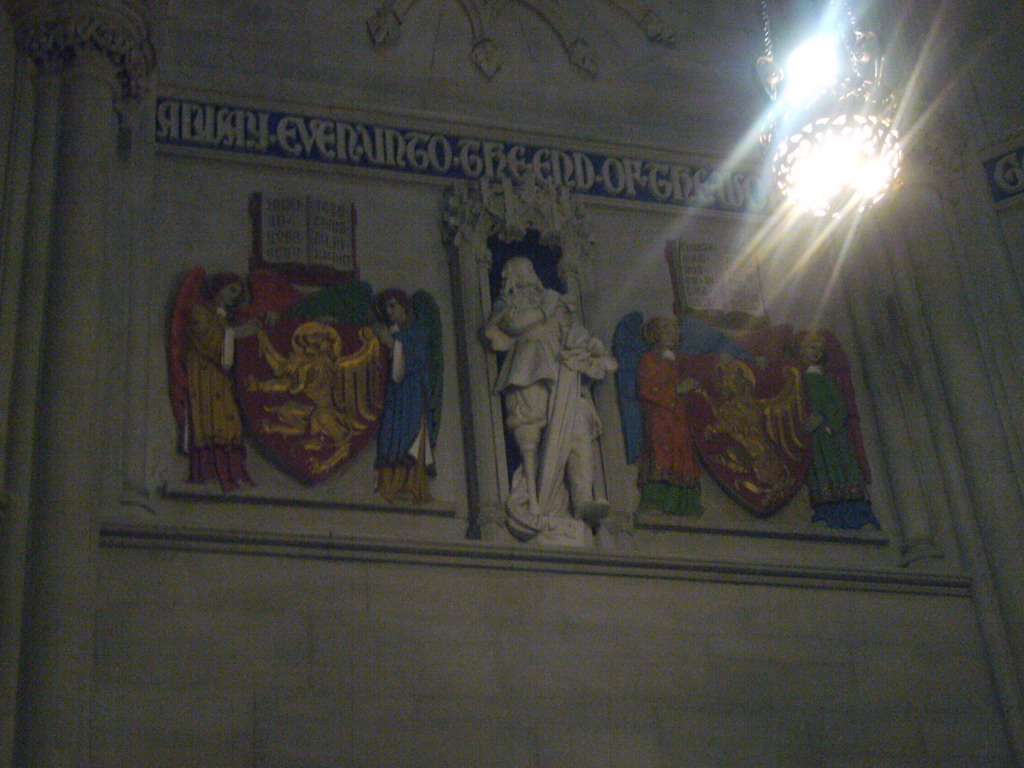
xmin=682 ymin=352 xmax=811 ymax=517
xmin=235 ymin=317 xmax=387 ymax=484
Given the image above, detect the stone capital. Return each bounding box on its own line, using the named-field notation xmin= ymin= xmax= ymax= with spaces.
xmin=6 ymin=0 xmax=155 ymax=98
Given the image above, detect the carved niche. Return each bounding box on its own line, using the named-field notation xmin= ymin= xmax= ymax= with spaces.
xmin=442 ymin=170 xmax=595 ymax=268
xmin=442 ymin=171 xmax=612 ymax=545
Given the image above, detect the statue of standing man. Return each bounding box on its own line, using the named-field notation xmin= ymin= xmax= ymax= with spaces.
xmin=483 ymin=256 xmax=617 ymax=542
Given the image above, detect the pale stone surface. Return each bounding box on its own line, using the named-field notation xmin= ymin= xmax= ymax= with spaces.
xmin=483 ymin=256 xmax=616 ymax=541
xmin=91 ymin=687 xmax=253 ymax=768
xmin=92 ymin=547 xmax=1011 ymax=766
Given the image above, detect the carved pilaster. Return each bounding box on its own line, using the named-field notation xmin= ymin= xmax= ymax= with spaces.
xmin=7 ymin=0 xmax=154 ymax=98
xmin=2 ymin=5 xmax=146 ymax=764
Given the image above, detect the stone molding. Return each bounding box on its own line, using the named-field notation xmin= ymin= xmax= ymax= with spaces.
xmin=99 ymin=522 xmax=971 ymax=597
xmin=8 ymin=0 xmax=154 ymax=98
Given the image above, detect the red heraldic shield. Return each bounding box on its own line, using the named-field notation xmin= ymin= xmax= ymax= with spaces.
xmin=235 ymin=318 xmax=388 ymax=484
xmin=682 ymin=352 xmax=811 ymax=517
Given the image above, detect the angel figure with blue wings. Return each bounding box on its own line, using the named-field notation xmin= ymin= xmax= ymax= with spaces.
xmin=372 ymin=289 xmax=443 ymax=503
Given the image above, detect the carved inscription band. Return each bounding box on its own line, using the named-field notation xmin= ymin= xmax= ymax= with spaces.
xmin=9 ymin=0 xmax=154 ymax=97
xmin=155 ymin=97 xmax=773 ymax=214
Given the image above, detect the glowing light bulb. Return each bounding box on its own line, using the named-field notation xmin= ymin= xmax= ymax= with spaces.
xmin=782 ymin=35 xmax=840 ymax=106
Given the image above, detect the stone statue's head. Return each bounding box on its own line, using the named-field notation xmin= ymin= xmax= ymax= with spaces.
xmin=500 ymin=256 xmax=542 ymax=296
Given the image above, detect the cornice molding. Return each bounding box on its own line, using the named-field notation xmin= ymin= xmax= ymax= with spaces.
xmin=99 ymin=522 xmax=971 ymax=597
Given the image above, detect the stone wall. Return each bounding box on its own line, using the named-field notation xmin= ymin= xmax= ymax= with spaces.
xmin=94 ymin=537 xmax=1007 ymax=768
xmin=2 ymin=0 xmax=1024 ymax=765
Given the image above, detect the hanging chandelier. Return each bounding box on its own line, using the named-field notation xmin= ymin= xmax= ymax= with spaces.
xmin=755 ymin=0 xmax=902 ymax=217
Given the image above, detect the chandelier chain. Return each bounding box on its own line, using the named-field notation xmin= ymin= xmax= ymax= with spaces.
xmin=760 ymin=0 xmax=773 ymax=59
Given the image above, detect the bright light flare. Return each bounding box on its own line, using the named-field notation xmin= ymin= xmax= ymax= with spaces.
xmin=782 ymin=34 xmax=840 ymax=106
xmin=773 ymin=114 xmax=902 ymax=217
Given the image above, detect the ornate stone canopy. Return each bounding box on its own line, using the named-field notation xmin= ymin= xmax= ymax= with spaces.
xmin=442 ymin=169 xmax=595 ymax=270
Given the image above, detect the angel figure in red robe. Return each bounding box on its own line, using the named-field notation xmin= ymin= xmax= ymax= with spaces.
xmin=634 ymin=316 xmax=704 ymax=516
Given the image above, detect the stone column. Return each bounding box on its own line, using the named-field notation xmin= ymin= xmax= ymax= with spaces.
xmin=0 ymin=59 xmax=60 ymax=762
xmin=888 ymin=177 xmax=1024 ymax=753
xmin=2 ymin=2 xmax=152 ymax=766
xmin=841 ymin=260 xmax=943 ymax=565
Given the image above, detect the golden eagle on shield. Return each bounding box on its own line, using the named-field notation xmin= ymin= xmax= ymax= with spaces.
xmin=688 ymin=356 xmax=809 ymax=514
xmin=247 ymin=321 xmax=385 ymax=477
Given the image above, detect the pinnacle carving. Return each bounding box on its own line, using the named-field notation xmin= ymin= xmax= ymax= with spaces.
xmin=10 ymin=0 xmax=155 ymax=98
xmin=366 ymin=0 xmax=676 ymax=80
xmin=470 ymin=38 xmax=502 ymax=80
